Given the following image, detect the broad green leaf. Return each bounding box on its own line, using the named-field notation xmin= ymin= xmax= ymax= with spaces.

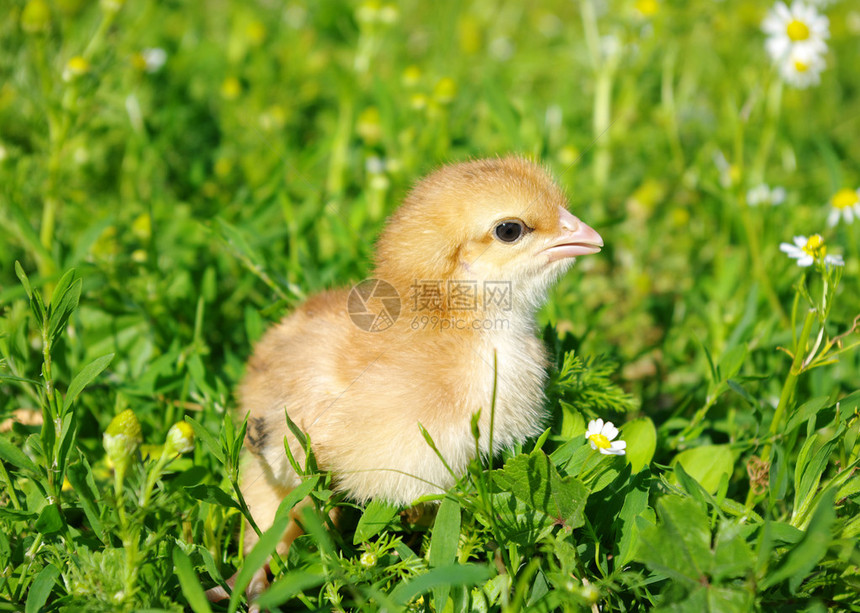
xmin=622 ymin=417 xmax=656 ymax=473
xmin=35 ymin=503 xmax=64 ymax=536
xmin=672 ymin=445 xmax=734 ymax=494
xmin=0 ymin=508 xmax=36 ymax=521
xmin=559 ymin=402 xmax=585 ymax=440
xmin=674 ymin=462 xmax=716 ymax=507
xmin=55 ymin=412 xmax=77 ymax=488
xmin=550 ymin=436 xmax=592 ymax=474
xmin=15 ymin=261 xmax=34 ymax=300
xmin=354 ymin=499 xmax=400 ymax=544
xmin=793 ymin=430 xmax=840 ymax=527
xmin=716 ymin=344 xmax=746 ymax=381
xmin=589 ymin=459 xmax=626 ymax=493
xmin=703 ymin=585 xmax=754 ymax=613
xmin=66 ymin=454 xmax=106 ymax=543
xmin=713 ymin=521 xmax=755 ymax=581
xmin=768 ymin=444 xmax=789 ymax=509
xmin=275 ymin=475 xmax=320 ymax=520
xmin=636 ymin=496 xmax=712 ymax=585
xmin=784 ymin=397 xmax=829 ymax=435
xmin=173 ymin=548 xmax=214 ymax=613
xmin=430 ymin=497 xmax=462 ymax=610
xmin=762 ymin=489 xmax=835 ymax=592
xmin=186 ymin=417 xmax=224 ymax=464
xmin=0 ymin=436 xmax=40 ymax=475
xmin=616 ymin=472 xmax=651 ymax=566
xmin=185 ymin=484 xmax=241 ymax=510
xmin=494 ymin=450 xmax=588 ymax=530
xmin=390 ymin=564 xmax=493 ymax=606
xmin=15 ymin=261 xmax=45 ymax=325
xmin=490 ymin=491 xmax=555 ymax=546
xmin=25 ymin=564 xmax=60 ymax=613
xmin=64 ymin=353 xmax=114 ymax=412
xmin=47 ymin=273 xmax=82 ymax=343
xmin=430 ymin=498 xmax=461 ymax=566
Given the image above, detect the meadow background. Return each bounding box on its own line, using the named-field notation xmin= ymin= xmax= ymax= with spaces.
xmin=1 ymin=0 xmax=859 ymax=611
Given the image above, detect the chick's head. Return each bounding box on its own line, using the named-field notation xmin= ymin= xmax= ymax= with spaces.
xmin=374 ymin=157 xmax=602 ymax=313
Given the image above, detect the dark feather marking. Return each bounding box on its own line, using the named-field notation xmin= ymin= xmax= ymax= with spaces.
xmin=246 ymin=417 xmax=269 ymax=454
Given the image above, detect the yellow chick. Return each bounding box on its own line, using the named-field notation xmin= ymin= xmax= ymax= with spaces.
xmin=209 ymin=156 xmax=603 ymax=604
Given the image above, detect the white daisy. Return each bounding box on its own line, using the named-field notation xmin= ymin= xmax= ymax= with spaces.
xmin=763 ymin=1 xmax=829 ymax=61
xmin=584 ymin=418 xmax=627 ymax=456
xmin=141 ymin=48 xmax=167 ymax=73
xmin=827 ymin=188 xmax=860 ymax=227
xmin=780 ymin=234 xmax=844 ymax=267
xmin=777 ymin=46 xmax=826 ymax=89
xmin=747 ymin=183 xmax=787 ymax=206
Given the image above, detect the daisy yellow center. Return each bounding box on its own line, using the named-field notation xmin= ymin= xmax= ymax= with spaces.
xmin=802 ymin=234 xmax=826 ymax=259
xmin=635 ymin=0 xmax=658 ymax=17
xmin=589 ymin=433 xmax=611 ymax=450
xmin=786 ymin=19 xmax=810 ymax=42
xmin=832 ymin=188 xmax=859 ymax=210
xmin=794 ymin=60 xmax=809 ymax=73
xmin=67 ymin=56 xmax=90 ymax=73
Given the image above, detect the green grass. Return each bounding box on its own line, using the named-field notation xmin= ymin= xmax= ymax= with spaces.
xmin=2 ymin=0 xmax=860 ymax=611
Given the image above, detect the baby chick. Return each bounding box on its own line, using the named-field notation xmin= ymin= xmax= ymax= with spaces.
xmin=220 ymin=156 xmax=602 ymax=602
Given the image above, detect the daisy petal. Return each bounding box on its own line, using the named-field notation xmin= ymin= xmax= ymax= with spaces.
xmin=602 ymin=423 xmax=619 ymax=441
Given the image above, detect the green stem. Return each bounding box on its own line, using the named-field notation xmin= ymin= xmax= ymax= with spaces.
xmin=40 ymin=326 xmax=62 ymax=501
xmin=139 ymin=454 xmax=170 ymax=510
xmin=661 ymin=44 xmax=685 ymax=172
xmin=769 ymin=308 xmax=816 ymax=440
xmin=747 ymin=308 xmax=816 ymax=507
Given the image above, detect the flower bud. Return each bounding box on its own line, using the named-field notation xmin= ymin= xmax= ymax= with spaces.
xmin=62 ymin=56 xmax=90 ymax=82
xmin=164 ymin=421 xmax=195 ymax=456
xmin=103 ymin=409 xmax=142 ymax=477
xmin=359 ymin=552 xmax=377 ymax=568
xmin=221 ymin=77 xmax=241 ymax=100
xmin=433 ymin=78 xmax=457 ymax=105
xmin=21 ymin=0 xmax=52 ymax=34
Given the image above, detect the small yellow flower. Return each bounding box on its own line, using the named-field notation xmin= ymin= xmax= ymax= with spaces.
xmin=220 ymin=77 xmax=241 ymax=100
xmin=246 ymin=21 xmax=266 ymax=44
xmin=827 ymin=188 xmax=860 ymax=226
xmin=433 ymin=78 xmax=457 ymax=105
xmin=584 ymin=418 xmax=626 ymax=455
xmin=401 ymin=65 xmax=422 ymax=88
xmin=359 ymin=552 xmax=377 ymax=568
xmin=356 ymin=107 xmax=382 ymax=144
xmin=409 ymin=93 xmax=427 ymax=111
xmin=780 ymin=234 xmax=844 ymax=267
xmin=635 ymin=0 xmax=659 ymax=18
xmin=21 ymin=0 xmax=52 ymax=34
xmin=62 ymin=56 xmax=90 ymax=82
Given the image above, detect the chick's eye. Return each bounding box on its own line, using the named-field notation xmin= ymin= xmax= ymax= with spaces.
xmin=494 ymin=221 xmax=524 ymax=243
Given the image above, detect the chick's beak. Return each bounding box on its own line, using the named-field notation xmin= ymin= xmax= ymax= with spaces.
xmin=542 ymin=206 xmax=604 ymax=263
